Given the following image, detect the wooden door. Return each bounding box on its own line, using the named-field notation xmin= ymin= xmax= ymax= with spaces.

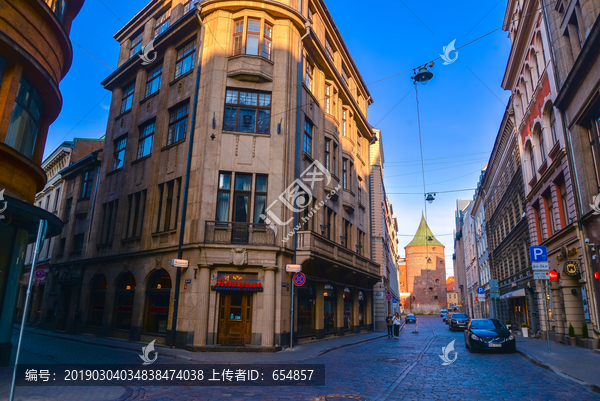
xmin=217 ymin=292 xmax=253 ymax=345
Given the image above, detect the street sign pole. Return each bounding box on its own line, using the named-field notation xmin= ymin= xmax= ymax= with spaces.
xmin=290 ymin=276 xmax=294 ymax=350
xmin=540 ymin=279 xmax=550 ymax=354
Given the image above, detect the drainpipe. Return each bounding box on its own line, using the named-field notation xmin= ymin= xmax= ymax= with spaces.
xmin=290 ymin=20 xmax=311 ymax=349
xmin=170 ymin=7 xmax=204 ymax=348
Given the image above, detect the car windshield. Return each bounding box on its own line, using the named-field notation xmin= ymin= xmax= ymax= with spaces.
xmin=408 ymin=314 xmax=415 ymax=317
xmin=452 ymin=313 xmax=466 ymax=319
xmin=441 ymin=309 xmax=447 ymax=312
xmin=471 ymin=320 xmax=503 ymax=330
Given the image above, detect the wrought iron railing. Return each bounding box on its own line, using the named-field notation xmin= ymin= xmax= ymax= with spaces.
xmin=204 ymin=221 xmax=276 ymax=246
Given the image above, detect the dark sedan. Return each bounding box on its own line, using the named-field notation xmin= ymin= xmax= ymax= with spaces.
xmin=464 ymin=318 xmax=516 ymax=353
xmin=405 ymin=314 xmax=417 ymax=324
xmin=448 ymin=313 xmax=469 ymax=331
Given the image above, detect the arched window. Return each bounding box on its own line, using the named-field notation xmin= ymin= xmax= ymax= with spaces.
xmin=530 ymin=49 xmax=540 ymax=81
xmin=526 ymin=142 xmax=536 ymax=179
xmin=535 ymin=125 xmax=546 ymax=163
xmin=88 ymin=274 xmax=107 ymax=327
xmin=114 ymin=272 xmax=136 ymax=330
xmin=547 ymin=106 xmax=558 ymax=144
xmin=144 ymin=269 xmax=172 ymax=334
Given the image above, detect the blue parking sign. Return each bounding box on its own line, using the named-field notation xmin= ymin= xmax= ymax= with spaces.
xmin=530 ymin=246 xmax=548 ymax=262
xmin=477 ymin=287 xmax=485 ymax=294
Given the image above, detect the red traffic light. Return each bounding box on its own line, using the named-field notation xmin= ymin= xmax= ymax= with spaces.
xmin=549 ymin=270 xmax=559 ymax=281
xmin=595 ymin=272 xmax=600 ymax=280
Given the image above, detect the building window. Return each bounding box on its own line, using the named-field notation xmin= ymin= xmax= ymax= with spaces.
xmin=343 ymin=158 xmax=348 ymax=189
xmin=167 ymin=102 xmax=189 ymax=145
xmin=81 ymin=171 xmax=94 ymax=199
xmin=232 ymin=19 xmax=244 ymax=56
xmin=114 ymin=273 xmax=136 ymax=330
xmin=332 ymin=142 xmax=338 ymax=175
xmin=325 ymin=37 xmax=334 ymax=60
xmin=263 ymin=24 xmax=273 ymax=59
xmin=183 ymin=0 xmax=199 ymax=13
xmin=537 ymin=127 xmax=546 ymax=163
xmin=342 ymin=219 xmax=350 ymax=247
xmin=154 ymin=11 xmax=170 ymax=38
xmin=246 ymin=19 xmax=260 ymax=55
xmin=129 ymin=32 xmax=142 ymax=58
xmin=527 ymin=143 xmax=536 ymax=179
xmin=544 ymin=194 xmax=555 ymax=236
xmin=342 ymin=110 xmax=347 ymax=136
xmin=88 ymin=274 xmax=107 ymax=328
xmin=324 ymin=139 xmax=331 ymax=171
xmin=121 ymin=82 xmax=135 ymax=114
xmin=113 ymin=135 xmax=127 ymax=170
xmin=174 ymin=41 xmax=196 ymax=78
xmin=233 ymin=173 xmax=252 ymax=223
xmin=53 ymin=188 xmax=61 ymax=214
xmin=5 ymin=77 xmax=42 ymax=158
xmin=305 ymin=61 xmax=314 ymax=92
xmin=325 ymin=206 xmax=334 ymax=239
xmin=358 ymin=185 xmax=361 ymax=204
xmin=254 ymin=175 xmax=268 ymax=224
xmin=534 ymin=203 xmax=545 ymax=243
xmin=357 ymin=137 xmax=362 ymax=159
xmin=145 ymin=64 xmax=163 ymax=97
xmin=125 ymin=190 xmax=146 ymax=238
xmin=325 ymin=84 xmax=331 ymax=114
xmin=72 ymin=233 xmax=84 ymax=253
xmin=304 ymin=119 xmax=312 ymax=157
xmin=156 ymin=178 xmax=181 ymax=232
xmin=341 ymin=65 xmax=349 ymax=86
xmin=557 ymin=180 xmax=569 ymax=228
xmin=144 ymin=269 xmax=172 ymax=334
xmin=64 ymin=197 xmax=72 ymax=223
xmin=224 ymin=89 xmax=271 ymax=134
xmin=589 ymin=118 xmax=600 ymax=190
xmin=216 ymin=172 xmax=231 ymax=222
xmin=550 ymin=109 xmax=558 ymax=144
xmin=100 ymin=199 xmax=119 ymax=244
xmin=137 ymin=120 xmax=155 ymax=159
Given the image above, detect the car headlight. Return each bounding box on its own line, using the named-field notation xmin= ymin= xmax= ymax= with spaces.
xmin=471 ymin=334 xmax=481 ymax=341
xmin=508 ymin=334 xmax=515 ymax=340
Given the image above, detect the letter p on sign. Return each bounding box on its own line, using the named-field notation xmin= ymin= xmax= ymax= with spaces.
xmin=530 ymin=246 xmax=548 ymax=262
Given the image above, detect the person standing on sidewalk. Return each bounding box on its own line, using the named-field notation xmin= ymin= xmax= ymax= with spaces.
xmin=392 ymin=312 xmax=401 ymax=338
xmin=386 ymin=313 xmax=393 ymax=338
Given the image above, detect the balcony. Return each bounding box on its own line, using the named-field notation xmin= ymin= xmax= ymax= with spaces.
xmin=204 ymin=221 xmax=276 ymax=246
xmin=296 ymin=230 xmax=379 ymax=278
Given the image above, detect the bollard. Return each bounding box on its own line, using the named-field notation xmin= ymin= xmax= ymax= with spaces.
xmin=413 ymin=318 xmax=419 ymax=334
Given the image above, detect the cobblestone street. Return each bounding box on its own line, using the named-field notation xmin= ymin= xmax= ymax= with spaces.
xmin=2 ymin=316 xmax=598 ymax=400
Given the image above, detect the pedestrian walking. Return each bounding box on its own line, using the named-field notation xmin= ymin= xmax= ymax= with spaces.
xmin=385 ymin=313 xmax=393 ymax=338
xmin=392 ymin=312 xmax=401 ymax=338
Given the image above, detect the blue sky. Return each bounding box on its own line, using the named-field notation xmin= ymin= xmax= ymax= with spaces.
xmin=46 ymin=0 xmax=514 ymax=276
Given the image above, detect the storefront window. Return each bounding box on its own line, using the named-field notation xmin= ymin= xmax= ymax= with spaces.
xmin=343 ymin=287 xmax=352 ymax=331
xmin=323 ymin=284 xmax=336 ymax=334
xmin=296 ymin=280 xmax=315 ymax=337
xmin=143 ymin=269 xmax=172 ymax=334
xmin=113 ymin=272 xmax=136 ymax=330
xmin=5 ymin=77 xmax=42 ymax=158
xmin=88 ymin=274 xmax=107 ymax=327
xmin=358 ymin=291 xmax=365 ymax=327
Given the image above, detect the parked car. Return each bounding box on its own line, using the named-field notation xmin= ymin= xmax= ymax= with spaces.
xmin=405 ymin=314 xmax=417 ymax=324
xmin=464 ymin=318 xmax=516 ymax=353
xmin=445 ymin=311 xmax=452 ymax=324
xmin=440 ymin=309 xmax=447 ymax=319
xmin=448 ymin=313 xmax=469 ymax=331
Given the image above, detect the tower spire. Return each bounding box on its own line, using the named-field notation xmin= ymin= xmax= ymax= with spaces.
xmin=405 ymin=215 xmax=443 ymax=247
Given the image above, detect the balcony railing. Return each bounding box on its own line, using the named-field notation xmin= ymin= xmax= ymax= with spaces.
xmin=204 ymin=221 xmax=276 ymax=246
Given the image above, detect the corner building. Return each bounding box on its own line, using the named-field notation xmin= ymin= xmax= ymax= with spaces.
xmin=51 ymin=0 xmax=379 ymax=350
xmin=404 ymin=215 xmax=447 ymax=314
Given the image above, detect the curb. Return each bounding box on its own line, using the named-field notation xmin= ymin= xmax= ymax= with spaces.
xmin=317 ymin=324 xmax=405 ymax=357
xmin=517 ymin=350 xmax=600 ymax=394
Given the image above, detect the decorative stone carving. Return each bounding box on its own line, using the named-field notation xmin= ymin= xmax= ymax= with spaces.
xmin=178 ymin=82 xmax=183 ymax=93
xmin=120 ymin=118 xmax=124 ymax=127
xmin=146 ymin=101 xmax=151 ymax=112
xmin=230 ymin=248 xmax=248 ymax=266
xmin=156 ymin=255 xmax=162 ymax=268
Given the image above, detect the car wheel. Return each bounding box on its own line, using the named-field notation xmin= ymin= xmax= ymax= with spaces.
xmin=449 ymin=326 xmax=453 ymax=332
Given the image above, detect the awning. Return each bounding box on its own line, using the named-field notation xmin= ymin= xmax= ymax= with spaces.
xmin=2 ymin=194 xmax=63 ymax=243
xmin=500 ymin=288 xmax=526 ymax=299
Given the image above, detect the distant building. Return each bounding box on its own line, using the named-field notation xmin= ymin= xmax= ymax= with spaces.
xmin=471 ymin=167 xmax=491 ymax=318
xmin=404 ymin=215 xmax=447 ymax=314
xmin=453 ymin=200 xmax=470 ymax=313
xmin=446 ymin=277 xmax=457 ymax=309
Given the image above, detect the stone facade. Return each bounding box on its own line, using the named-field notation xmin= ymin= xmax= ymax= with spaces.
xmin=45 ymin=0 xmax=380 ymax=350
xmin=453 ymin=200 xmax=470 ymax=312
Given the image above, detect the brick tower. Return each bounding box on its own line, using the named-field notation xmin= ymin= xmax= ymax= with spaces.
xmin=404 ymin=214 xmax=447 ymax=314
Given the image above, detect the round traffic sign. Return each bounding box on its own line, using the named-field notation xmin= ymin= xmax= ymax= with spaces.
xmin=35 ymin=269 xmax=45 ymax=280
xmin=293 ymin=272 xmax=306 ymax=286
xmin=386 ymin=294 xmax=392 ymax=301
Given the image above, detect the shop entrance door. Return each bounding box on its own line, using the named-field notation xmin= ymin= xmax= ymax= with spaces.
xmin=217 ymin=291 xmax=252 ymax=345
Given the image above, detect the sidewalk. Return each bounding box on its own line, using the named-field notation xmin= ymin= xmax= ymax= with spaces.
xmin=13 ymin=324 xmax=388 ymax=364
xmin=516 ymin=336 xmax=600 ymax=393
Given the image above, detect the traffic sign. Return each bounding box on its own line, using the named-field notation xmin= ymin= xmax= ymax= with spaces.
xmin=392 ymin=298 xmax=398 ymax=304
xmin=532 ymin=262 xmax=550 ymax=271
xmin=172 ymin=259 xmax=188 ymax=268
xmin=386 ymin=294 xmax=392 ymax=301
xmin=286 ymin=264 xmax=302 ymax=272
xmin=477 ymin=287 xmax=485 ymax=295
xmin=534 ymin=271 xmax=550 ymax=280
xmin=35 ymin=270 xmax=45 ymax=280
xmin=477 ymin=294 xmax=485 ymax=301
xmin=549 ymin=270 xmax=559 ymax=280
xmin=530 ymin=246 xmax=548 ymax=262
xmin=293 ymin=272 xmax=306 ymax=286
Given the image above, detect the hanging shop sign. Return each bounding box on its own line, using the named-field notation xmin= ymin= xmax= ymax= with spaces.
xmin=563 ymin=260 xmax=580 ymax=277
xmin=211 ymin=274 xmax=263 ymax=291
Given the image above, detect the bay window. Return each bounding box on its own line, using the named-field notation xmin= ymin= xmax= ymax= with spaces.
xmin=5 ymin=77 xmax=42 ymax=158
xmin=325 ymin=84 xmax=331 ymax=114
xmin=263 ymin=24 xmax=273 ymax=60
xmin=246 ymin=19 xmax=260 ymax=55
